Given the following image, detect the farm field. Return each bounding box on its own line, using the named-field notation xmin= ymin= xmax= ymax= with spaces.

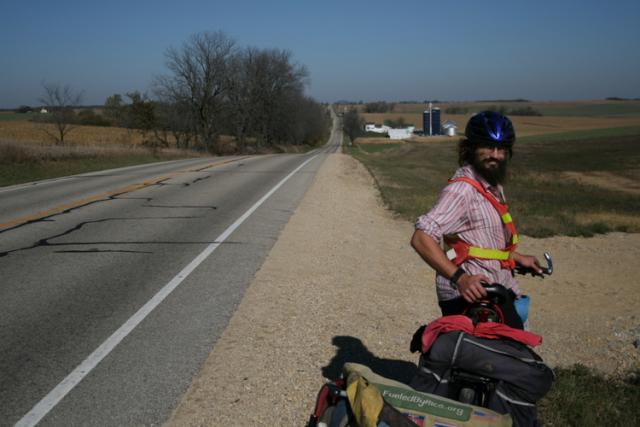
xmin=390 ymin=99 xmax=640 ymax=116
xmin=335 ymin=99 xmax=640 ymax=141
xmin=0 ymin=120 xmax=150 ymax=145
xmin=360 ymin=112 xmax=640 ymax=138
xmin=0 ymin=120 xmax=205 ymax=187
xmin=345 ymin=129 xmax=640 ymax=237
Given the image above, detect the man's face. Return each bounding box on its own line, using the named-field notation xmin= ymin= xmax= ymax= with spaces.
xmin=473 ymin=145 xmax=509 ymax=186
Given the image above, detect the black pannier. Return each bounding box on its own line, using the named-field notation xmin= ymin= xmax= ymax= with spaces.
xmin=410 ymin=331 xmax=554 ymax=427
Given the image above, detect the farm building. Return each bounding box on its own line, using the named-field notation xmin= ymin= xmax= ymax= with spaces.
xmin=365 ymin=123 xmax=390 ymax=134
xmin=365 ymin=123 xmax=415 ymax=140
xmin=388 ymin=127 xmax=415 ymax=140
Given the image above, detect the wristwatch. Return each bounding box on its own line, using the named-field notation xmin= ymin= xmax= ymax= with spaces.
xmin=449 ymin=267 xmax=466 ymax=287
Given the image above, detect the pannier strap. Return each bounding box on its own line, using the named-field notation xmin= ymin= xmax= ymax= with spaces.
xmin=495 ymin=389 xmax=536 ymax=407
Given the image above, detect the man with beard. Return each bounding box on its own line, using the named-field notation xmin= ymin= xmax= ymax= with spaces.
xmin=411 ymin=111 xmax=541 ymax=329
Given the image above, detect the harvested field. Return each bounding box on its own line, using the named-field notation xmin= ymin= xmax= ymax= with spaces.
xmin=0 ymin=121 xmax=149 ymax=145
xmin=361 ymin=112 xmax=640 ymax=137
xmin=391 ymin=100 xmax=640 ymax=116
xmin=561 ymin=171 xmax=640 ymax=195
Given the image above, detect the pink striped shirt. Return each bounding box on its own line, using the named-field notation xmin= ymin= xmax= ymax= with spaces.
xmin=415 ymin=165 xmax=520 ymax=301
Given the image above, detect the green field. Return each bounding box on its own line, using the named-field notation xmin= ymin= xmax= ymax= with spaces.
xmin=345 ymin=127 xmax=640 ymax=237
xmin=0 ymin=112 xmax=33 ymax=121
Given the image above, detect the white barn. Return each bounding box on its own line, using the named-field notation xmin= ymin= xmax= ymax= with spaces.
xmin=365 ymin=123 xmax=390 ymax=133
xmin=388 ymin=127 xmax=415 ymax=140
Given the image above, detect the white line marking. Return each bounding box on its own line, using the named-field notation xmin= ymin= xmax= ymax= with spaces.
xmin=15 ymin=153 xmax=320 ymax=427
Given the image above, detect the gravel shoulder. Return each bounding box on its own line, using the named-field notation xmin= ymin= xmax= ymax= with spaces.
xmin=166 ymin=153 xmax=640 ymax=426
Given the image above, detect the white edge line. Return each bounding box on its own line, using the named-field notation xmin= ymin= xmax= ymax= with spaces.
xmin=15 ymin=153 xmax=319 ymax=427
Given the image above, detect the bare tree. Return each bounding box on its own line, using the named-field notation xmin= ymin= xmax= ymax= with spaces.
xmin=155 ymin=31 xmax=236 ymax=154
xmin=342 ymin=108 xmax=364 ymax=142
xmin=244 ymin=48 xmax=308 ymax=146
xmin=39 ymin=82 xmax=83 ymax=144
xmin=224 ymin=48 xmax=257 ymax=152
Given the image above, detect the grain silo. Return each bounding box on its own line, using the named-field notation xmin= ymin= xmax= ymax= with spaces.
xmin=431 ymin=108 xmax=441 ymax=135
xmin=422 ymin=104 xmax=442 ymax=136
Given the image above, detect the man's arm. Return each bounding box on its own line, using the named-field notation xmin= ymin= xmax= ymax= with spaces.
xmin=410 ymin=230 xmax=491 ymax=303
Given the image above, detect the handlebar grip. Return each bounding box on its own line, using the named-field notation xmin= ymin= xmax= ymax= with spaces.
xmin=481 ymin=283 xmax=508 ymax=304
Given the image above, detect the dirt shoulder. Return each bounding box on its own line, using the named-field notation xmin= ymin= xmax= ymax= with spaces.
xmin=166 ymin=153 xmax=640 ymax=426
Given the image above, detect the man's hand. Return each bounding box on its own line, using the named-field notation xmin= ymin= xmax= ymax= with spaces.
xmin=457 ymin=273 xmax=491 ymax=303
xmin=513 ymin=253 xmax=543 ymax=275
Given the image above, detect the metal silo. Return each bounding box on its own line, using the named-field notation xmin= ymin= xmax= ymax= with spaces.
xmin=432 ymin=108 xmax=441 ymax=135
xmin=423 ymin=110 xmax=429 ymax=135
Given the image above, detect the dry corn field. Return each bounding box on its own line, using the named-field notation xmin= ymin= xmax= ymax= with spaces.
xmin=0 ymin=121 xmax=151 ymax=146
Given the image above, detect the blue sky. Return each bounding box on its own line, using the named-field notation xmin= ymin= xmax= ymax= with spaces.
xmin=1 ymin=0 xmax=639 ymax=108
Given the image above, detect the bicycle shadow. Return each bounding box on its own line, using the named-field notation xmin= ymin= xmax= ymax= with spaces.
xmin=321 ymin=335 xmax=418 ymax=384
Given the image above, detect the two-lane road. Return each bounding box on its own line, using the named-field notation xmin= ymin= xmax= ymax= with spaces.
xmin=1 ymin=116 xmax=343 ymax=426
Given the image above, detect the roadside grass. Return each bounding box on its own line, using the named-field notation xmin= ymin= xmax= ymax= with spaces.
xmin=344 ymin=127 xmax=640 ymax=237
xmin=0 ymin=140 xmax=203 ymax=187
xmin=538 ymin=365 xmax=640 ymax=426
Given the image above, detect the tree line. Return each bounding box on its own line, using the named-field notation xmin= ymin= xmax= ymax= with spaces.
xmin=31 ymin=31 xmax=330 ymax=152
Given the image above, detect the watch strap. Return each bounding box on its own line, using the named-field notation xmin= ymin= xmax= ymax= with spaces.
xmin=450 ymin=267 xmax=466 ymax=285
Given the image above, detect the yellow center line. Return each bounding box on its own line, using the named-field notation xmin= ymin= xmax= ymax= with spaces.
xmin=0 ymin=156 xmax=250 ymax=232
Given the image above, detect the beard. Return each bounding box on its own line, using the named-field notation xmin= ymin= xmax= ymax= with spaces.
xmin=472 ymin=155 xmax=508 ymax=186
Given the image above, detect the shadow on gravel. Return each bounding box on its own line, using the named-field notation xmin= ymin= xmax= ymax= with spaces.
xmin=322 ymin=335 xmax=417 ymax=384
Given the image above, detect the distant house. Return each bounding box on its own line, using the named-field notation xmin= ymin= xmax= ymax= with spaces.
xmin=40 ymin=108 xmax=48 ymax=114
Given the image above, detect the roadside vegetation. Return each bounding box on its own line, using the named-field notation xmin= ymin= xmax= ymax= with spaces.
xmin=538 ymin=364 xmax=640 ymax=426
xmin=0 ymin=140 xmax=201 ymax=187
xmin=344 ymin=123 xmax=640 ymax=424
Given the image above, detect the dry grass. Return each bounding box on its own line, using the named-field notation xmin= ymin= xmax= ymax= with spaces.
xmin=574 ymin=212 xmax=640 ymax=229
xmin=561 ymin=171 xmax=640 ymax=195
xmin=0 ymin=139 xmax=198 ymax=164
xmin=0 ymin=121 xmax=149 ymax=146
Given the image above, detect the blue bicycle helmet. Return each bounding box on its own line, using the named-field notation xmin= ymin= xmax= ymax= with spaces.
xmin=465 ymin=111 xmax=515 ymax=147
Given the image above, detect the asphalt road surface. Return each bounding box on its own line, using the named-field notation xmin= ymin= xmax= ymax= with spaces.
xmin=0 ymin=117 xmax=343 ymax=426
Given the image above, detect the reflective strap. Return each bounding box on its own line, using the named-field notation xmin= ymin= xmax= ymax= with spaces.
xmin=501 ymin=213 xmax=512 ymax=223
xmin=468 ymin=246 xmax=511 ymax=261
xmin=512 ymin=234 xmax=520 ymax=244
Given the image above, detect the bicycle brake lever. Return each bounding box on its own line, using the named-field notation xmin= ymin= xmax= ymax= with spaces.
xmin=515 ymin=252 xmax=553 ymax=277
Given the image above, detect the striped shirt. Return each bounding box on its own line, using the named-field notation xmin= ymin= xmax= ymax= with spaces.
xmin=415 ymin=165 xmax=520 ymax=301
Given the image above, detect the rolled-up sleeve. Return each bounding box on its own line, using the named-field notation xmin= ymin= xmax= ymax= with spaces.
xmin=415 ymin=183 xmax=469 ymax=243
